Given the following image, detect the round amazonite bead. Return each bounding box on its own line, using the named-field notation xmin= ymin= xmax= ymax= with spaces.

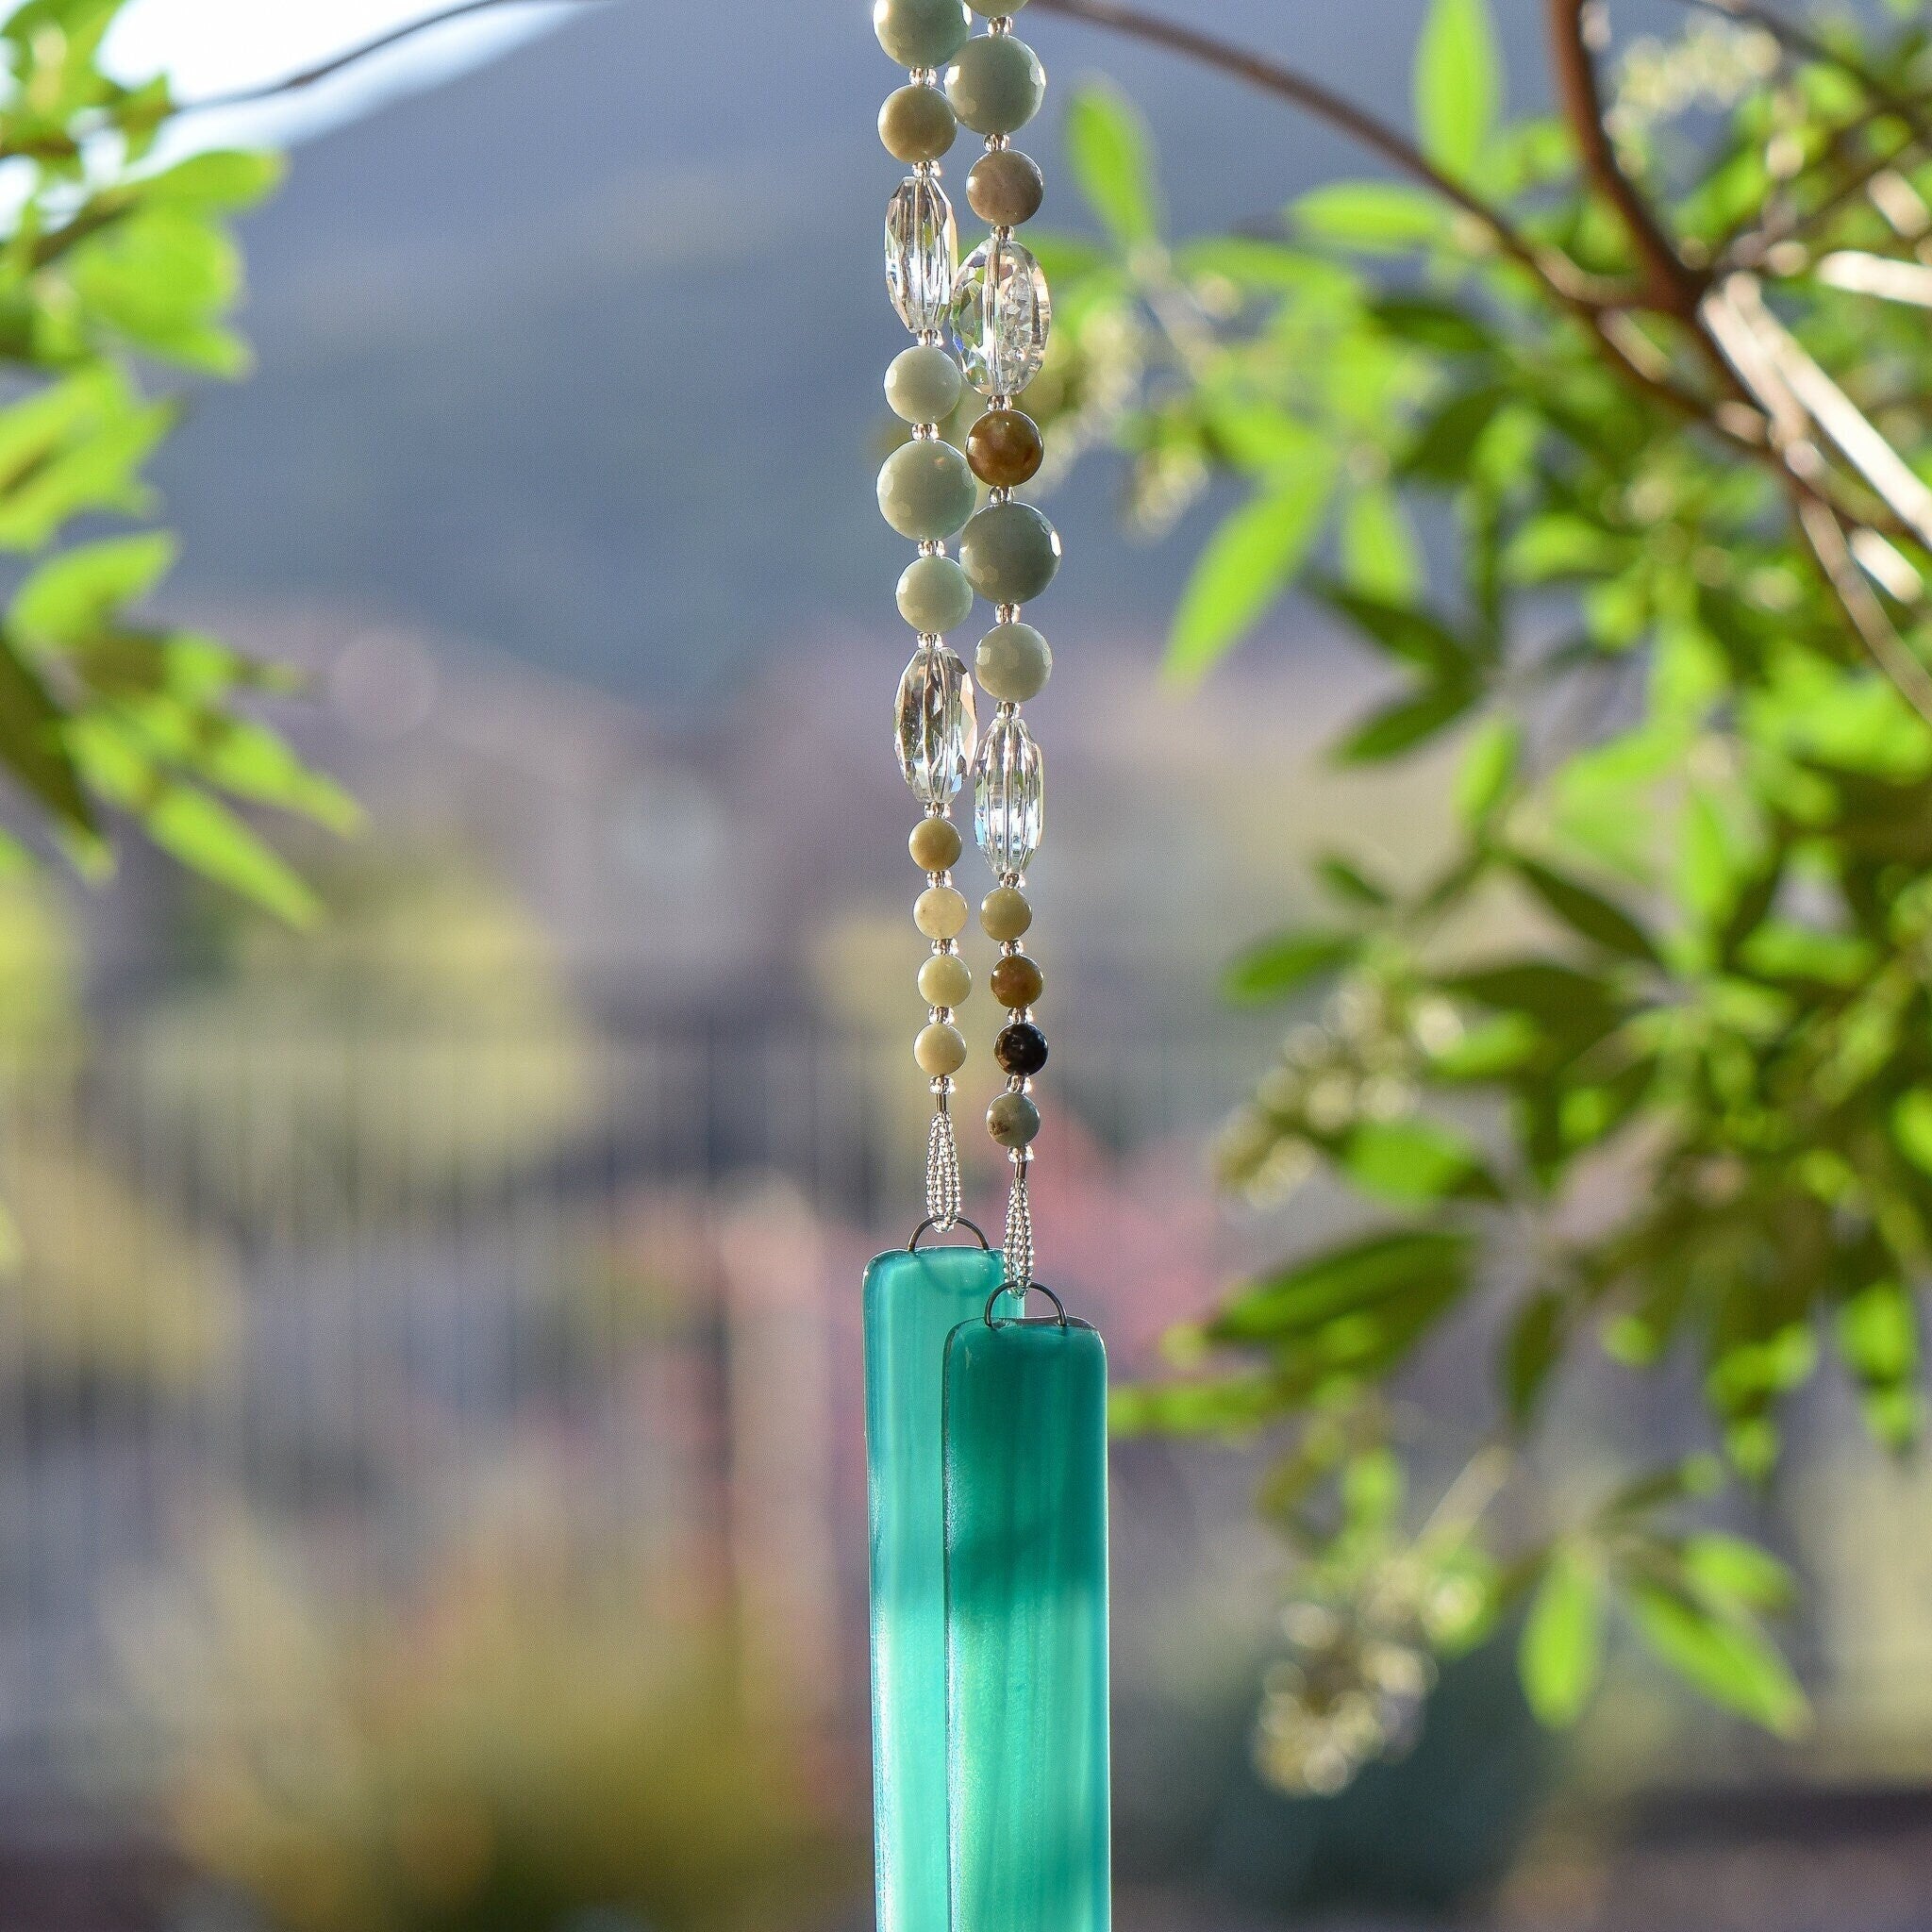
xmin=915 ymin=884 xmax=970 ymax=940
xmin=908 ymin=815 xmax=963 ymax=871
xmin=916 ymin=1021 xmax=969 ymax=1077
xmin=945 ymin=34 xmax=1045 ymax=136
xmin=878 ymin=440 xmax=976 ymax=541
xmin=879 ymin=83 xmax=958 ymax=163
xmin=987 ymin=1091 xmax=1041 ymax=1147
xmin=897 ymin=554 xmax=975 ymax=634
xmin=874 ymin=0 xmax=971 ymax=69
xmin=975 ymin=621 xmax=1051 ymax=702
xmin=919 ymin=952 xmax=973 ymax=1008
xmin=959 ymin=501 xmax=1061 ymax=604
xmin=885 ymin=344 xmax=965 ymax=425
xmin=981 ymin=885 xmax=1032 ymax=941
xmin=967 ymin=0 xmax=1026 ymax=11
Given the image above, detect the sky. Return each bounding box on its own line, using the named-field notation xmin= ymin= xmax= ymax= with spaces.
xmin=105 ymin=0 xmax=587 ymax=148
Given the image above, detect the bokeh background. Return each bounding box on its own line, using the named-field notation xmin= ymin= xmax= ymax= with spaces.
xmin=2 ymin=3 xmax=1927 ymax=1929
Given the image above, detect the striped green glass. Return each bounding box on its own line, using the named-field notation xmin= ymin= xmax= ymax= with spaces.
xmin=943 ymin=1312 xmax=1111 ymax=1932
xmin=864 ymin=1242 xmax=1007 ymax=1932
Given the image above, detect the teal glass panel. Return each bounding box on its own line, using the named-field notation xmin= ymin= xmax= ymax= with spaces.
xmin=943 ymin=1313 xmax=1110 ymax=1932
xmin=865 ymin=1242 xmax=1007 ymax=1932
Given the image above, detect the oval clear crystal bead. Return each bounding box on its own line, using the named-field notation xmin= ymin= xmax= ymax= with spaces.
xmin=974 ymin=712 xmax=1044 ymax=877
xmin=896 ymin=642 xmax=978 ymax=806
xmin=950 ymin=235 xmax=1051 ymax=397
xmin=886 ymin=174 xmax=958 ymax=336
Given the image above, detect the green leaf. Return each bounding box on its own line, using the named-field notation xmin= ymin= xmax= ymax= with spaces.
xmin=1064 ymin=82 xmax=1160 ymax=248
xmin=1504 ymin=1289 xmax=1566 ymax=1424
xmin=1224 ymin=926 xmax=1358 ymax=1003
xmin=1293 ymin=181 xmax=1449 ymax=253
xmin=1678 ymin=1534 xmax=1794 ymax=1614
xmin=1167 ymin=456 xmax=1336 ymax=681
xmin=1316 ymin=855 xmax=1392 ymax=908
xmin=1369 ymin=293 xmax=1494 ymax=354
xmin=1210 ymin=1228 xmax=1474 ymax=1345
xmin=1514 ymin=858 xmax=1661 ymax=962
xmin=1340 ymin=486 xmax=1422 ymax=599
xmin=67 ymin=716 xmax=317 ymax=925
xmin=1624 ymin=1581 xmax=1807 ymax=1736
xmin=1455 ymin=716 xmax=1521 ymax=824
xmin=129 ymin=149 xmax=283 ymax=211
xmin=1317 ymin=586 xmax=1469 ymax=675
xmin=12 ymin=532 xmax=176 ymax=646
xmin=1415 ymin=0 xmax=1501 ymax=179
xmin=1109 ymin=1374 xmax=1281 ymax=1438
xmin=1335 ymin=681 xmax=1477 ymax=762
xmin=1402 ymin=383 xmax=1508 ymax=481
xmin=1520 ymin=1544 xmax=1604 ymax=1726
xmin=1341 ymin=1116 xmax=1494 ymax=1203
xmin=0 ymin=640 xmax=97 ymax=842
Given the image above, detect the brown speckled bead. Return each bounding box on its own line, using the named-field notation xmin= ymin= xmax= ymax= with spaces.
xmin=967 ymin=148 xmax=1044 ymax=226
xmin=879 ymin=83 xmax=958 ymax=164
xmin=967 ymin=409 xmax=1044 ymax=489
xmin=909 ymin=816 xmax=962 ymax=872
xmin=991 ymin=953 xmax=1043 ymax=1009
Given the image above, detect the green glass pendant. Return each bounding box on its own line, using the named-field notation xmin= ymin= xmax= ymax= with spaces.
xmin=865 ymin=1241 xmax=1008 ymax=1932
xmin=943 ymin=1307 xmax=1111 ymax=1932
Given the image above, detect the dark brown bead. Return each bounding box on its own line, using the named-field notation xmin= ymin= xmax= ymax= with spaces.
xmin=995 ymin=1022 xmax=1048 ymax=1078
xmin=990 ymin=953 xmax=1043 ymax=1009
xmin=967 ymin=409 xmax=1044 ymax=488
xmin=967 ymin=148 xmax=1044 ymax=226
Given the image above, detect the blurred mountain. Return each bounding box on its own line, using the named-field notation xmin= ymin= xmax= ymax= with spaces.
xmin=151 ymin=0 xmax=1561 ymax=706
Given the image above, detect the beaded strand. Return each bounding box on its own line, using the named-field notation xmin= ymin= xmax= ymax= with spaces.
xmin=874 ymin=0 xmax=1060 ymax=1280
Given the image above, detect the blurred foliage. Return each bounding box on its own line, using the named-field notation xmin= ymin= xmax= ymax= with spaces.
xmin=0 ymin=0 xmax=348 ymax=923
xmin=110 ymin=1503 xmax=854 ymax=1932
xmin=1041 ymin=0 xmax=1932 ymax=1773
xmin=117 ymin=854 xmax=597 ymax=1225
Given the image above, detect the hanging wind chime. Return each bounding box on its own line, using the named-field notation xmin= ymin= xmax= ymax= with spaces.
xmin=863 ymin=5 xmax=1111 ymax=1932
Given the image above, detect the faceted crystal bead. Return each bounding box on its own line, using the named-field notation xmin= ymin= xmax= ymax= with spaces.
xmin=886 ymin=175 xmax=958 ymax=337
xmin=974 ymin=713 xmax=1043 ymax=877
xmin=896 ymin=643 xmax=978 ymax=807
xmin=950 ymin=236 xmax=1051 ymax=397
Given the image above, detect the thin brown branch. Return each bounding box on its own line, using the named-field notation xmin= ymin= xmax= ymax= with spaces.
xmin=1029 ymin=0 xmax=1573 ymax=295
xmin=1545 ymin=0 xmax=1707 ymax=316
xmin=177 ymin=0 xmax=605 ymax=114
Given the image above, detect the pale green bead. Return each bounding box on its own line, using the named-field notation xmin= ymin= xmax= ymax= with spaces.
xmin=966 ymin=0 xmax=1027 ymax=12
xmin=975 ymin=621 xmax=1052 ymax=702
xmin=878 ymin=439 xmax=977 ymax=541
xmin=981 ymin=885 xmax=1032 ymax=941
xmin=916 ymin=1021 xmax=969 ymax=1077
xmin=959 ymin=500 xmax=1060 ymax=604
xmin=915 ymin=885 xmax=970 ymax=940
xmin=897 ymin=554 xmax=975 ymax=634
xmin=920 ymin=952 xmax=973 ymax=1008
xmin=874 ymin=0 xmax=971 ymax=68
xmin=885 ymin=344 xmax=965 ymax=425
xmin=945 ymin=34 xmax=1045 ymax=136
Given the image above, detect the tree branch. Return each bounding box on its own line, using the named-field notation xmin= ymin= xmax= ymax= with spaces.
xmin=1028 ymin=0 xmax=1573 ymax=296
xmin=1545 ymin=0 xmax=1706 ymax=316
xmin=176 ymin=0 xmax=607 ymax=114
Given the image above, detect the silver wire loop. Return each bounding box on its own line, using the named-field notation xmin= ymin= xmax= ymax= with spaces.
xmin=984 ymin=1280 xmax=1068 ymax=1327
xmin=908 ymin=1215 xmax=991 ymax=1253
